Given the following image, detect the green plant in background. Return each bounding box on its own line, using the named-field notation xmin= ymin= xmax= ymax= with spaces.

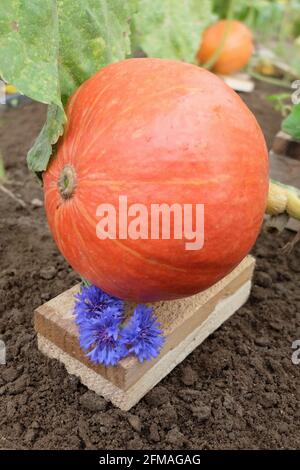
xmin=267 ymin=91 xmax=300 ymax=140
xmin=282 ymin=103 xmax=300 ymax=139
xmin=131 ymin=0 xmax=214 ymax=63
xmin=213 ymin=0 xmax=300 ymax=79
xmin=212 ymin=0 xmax=300 ymax=141
xmin=0 ymin=152 xmax=5 ymax=182
xmin=267 ymin=93 xmax=292 ymax=117
xmin=213 ymin=0 xmax=294 ymax=41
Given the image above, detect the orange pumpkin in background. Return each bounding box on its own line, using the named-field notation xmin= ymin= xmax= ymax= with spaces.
xmin=43 ymin=58 xmax=268 ymax=302
xmin=197 ymin=20 xmax=254 ymax=75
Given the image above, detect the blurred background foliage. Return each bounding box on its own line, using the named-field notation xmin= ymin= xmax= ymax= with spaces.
xmin=211 ymin=0 xmax=300 ymax=138
xmin=214 ymin=0 xmax=300 ymax=78
xmin=133 ymin=0 xmax=300 ymax=79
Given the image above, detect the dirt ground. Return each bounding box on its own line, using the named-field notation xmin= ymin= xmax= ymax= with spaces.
xmin=0 ymin=81 xmax=300 ymax=450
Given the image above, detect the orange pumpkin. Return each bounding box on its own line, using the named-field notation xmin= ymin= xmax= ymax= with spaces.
xmin=197 ymin=20 xmax=254 ymax=75
xmin=43 ymin=58 xmax=268 ymax=301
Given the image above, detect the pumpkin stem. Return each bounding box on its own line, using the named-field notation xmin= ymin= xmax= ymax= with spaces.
xmin=58 ymin=165 xmax=77 ymax=199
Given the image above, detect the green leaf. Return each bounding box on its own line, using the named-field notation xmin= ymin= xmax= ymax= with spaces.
xmin=267 ymin=93 xmax=290 ymax=103
xmin=0 ymin=152 xmax=6 ymax=182
xmin=0 ymin=1 xmax=138 ymax=172
xmin=56 ymin=0 xmax=138 ymax=106
xmin=282 ymin=104 xmax=300 ymax=140
xmin=0 ymin=1 xmax=61 ymax=107
xmin=132 ymin=0 xmax=214 ymax=63
xmin=27 ymin=105 xmax=65 ymax=173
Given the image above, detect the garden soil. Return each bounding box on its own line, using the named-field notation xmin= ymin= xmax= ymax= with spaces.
xmin=0 ymin=82 xmax=300 ymax=450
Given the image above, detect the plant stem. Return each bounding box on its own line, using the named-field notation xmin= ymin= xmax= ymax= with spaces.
xmin=277 ymin=0 xmax=289 ymax=55
xmin=0 ymin=153 xmax=5 ymax=182
xmin=248 ymin=70 xmax=292 ymax=89
xmin=0 ymin=183 xmax=27 ymax=209
xmin=202 ymin=0 xmax=234 ymax=70
xmin=244 ymin=2 xmax=255 ymax=29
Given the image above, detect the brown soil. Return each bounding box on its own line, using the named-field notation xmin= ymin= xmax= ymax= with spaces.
xmin=0 ymin=82 xmax=300 ymax=450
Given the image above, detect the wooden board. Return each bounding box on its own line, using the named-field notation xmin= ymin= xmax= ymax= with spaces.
xmin=286 ymin=218 xmax=300 ymax=233
xmin=272 ymin=131 xmax=300 ymax=161
xmin=269 ymin=149 xmax=300 ymax=189
xmin=35 ymin=256 xmax=255 ymax=410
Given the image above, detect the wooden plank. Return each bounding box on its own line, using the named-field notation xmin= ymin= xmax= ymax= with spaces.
xmin=269 ymin=150 xmax=300 ymax=189
xmin=37 ymin=276 xmax=252 ymax=410
xmin=286 ymin=218 xmax=300 ymax=232
xmin=272 ymin=131 xmax=300 ymax=161
xmin=35 ymin=256 xmax=255 ymax=398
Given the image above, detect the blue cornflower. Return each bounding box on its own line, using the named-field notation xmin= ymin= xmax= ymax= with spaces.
xmin=74 ymin=285 xmax=165 ymax=366
xmin=79 ymin=308 xmax=128 ymax=366
xmin=74 ymin=285 xmax=124 ymax=324
xmin=121 ymin=305 xmax=165 ymax=362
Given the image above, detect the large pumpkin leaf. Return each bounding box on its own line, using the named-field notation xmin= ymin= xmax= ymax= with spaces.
xmin=27 ymin=105 xmax=65 ymax=173
xmin=132 ymin=0 xmax=214 ymax=63
xmin=0 ymin=0 xmax=138 ymax=172
xmin=0 ymin=1 xmax=61 ymax=107
xmin=282 ymin=104 xmax=300 ymax=140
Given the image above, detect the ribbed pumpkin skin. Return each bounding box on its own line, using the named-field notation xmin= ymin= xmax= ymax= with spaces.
xmin=43 ymin=58 xmax=268 ymax=301
xmin=197 ymin=20 xmax=254 ymax=75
